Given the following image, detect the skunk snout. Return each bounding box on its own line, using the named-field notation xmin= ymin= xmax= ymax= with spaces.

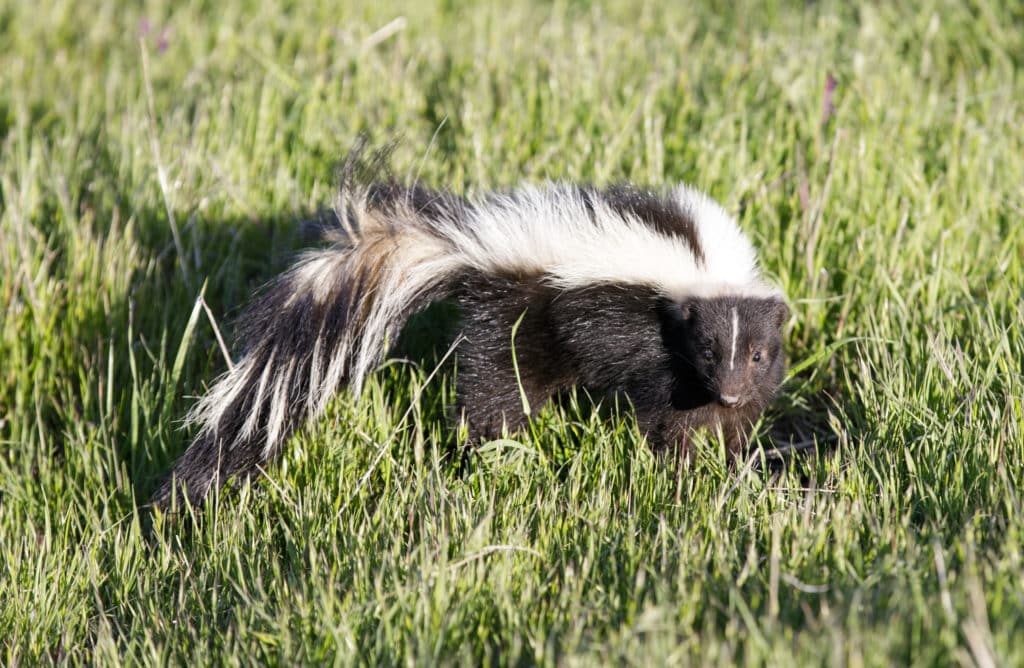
xmin=718 ymin=393 xmax=741 ymax=407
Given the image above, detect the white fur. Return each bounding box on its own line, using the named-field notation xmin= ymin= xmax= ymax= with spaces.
xmin=431 ymin=184 xmax=777 ymax=300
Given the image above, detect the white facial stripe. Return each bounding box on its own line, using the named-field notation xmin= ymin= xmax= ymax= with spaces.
xmin=730 ymin=307 xmax=739 ymax=371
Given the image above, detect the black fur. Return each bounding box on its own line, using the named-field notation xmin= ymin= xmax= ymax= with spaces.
xmin=455 ymin=282 xmax=788 ymax=456
xmin=152 ymin=174 xmax=787 ymax=511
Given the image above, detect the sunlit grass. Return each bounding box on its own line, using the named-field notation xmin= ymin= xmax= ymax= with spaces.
xmin=1 ymin=0 xmax=1022 ymax=664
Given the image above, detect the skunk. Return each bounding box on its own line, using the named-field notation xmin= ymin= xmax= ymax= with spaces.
xmin=152 ymin=160 xmax=789 ymax=510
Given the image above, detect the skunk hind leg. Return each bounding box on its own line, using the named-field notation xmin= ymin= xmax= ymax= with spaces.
xmin=454 ymin=281 xmax=565 ymax=444
xmin=453 ymin=331 xmax=565 ymax=443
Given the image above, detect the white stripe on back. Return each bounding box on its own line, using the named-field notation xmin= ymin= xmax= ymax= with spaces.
xmin=432 ymin=184 xmax=777 ymax=300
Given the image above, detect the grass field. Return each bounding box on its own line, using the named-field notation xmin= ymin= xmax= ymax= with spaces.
xmin=2 ymin=0 xmax=1023 ymax=664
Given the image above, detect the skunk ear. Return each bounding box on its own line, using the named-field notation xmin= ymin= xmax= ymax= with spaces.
xmin=770 ymin=300 xmax=790 ymax=328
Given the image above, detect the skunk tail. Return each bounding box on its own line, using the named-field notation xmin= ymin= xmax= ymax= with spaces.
xmin=151 ymin=178 xmax=469 ymax=510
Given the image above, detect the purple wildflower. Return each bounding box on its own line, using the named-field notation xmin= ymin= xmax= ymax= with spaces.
xmin=821 ymin=73 xmax=837 ymax=126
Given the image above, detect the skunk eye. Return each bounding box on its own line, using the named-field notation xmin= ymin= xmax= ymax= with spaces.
xmin=702 ymin=349 xmax=714 ymax=361
xmin=752 ymin=351 xmax=763 ymax=363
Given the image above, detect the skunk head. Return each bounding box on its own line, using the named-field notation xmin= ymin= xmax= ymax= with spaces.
xmin=671 ymin=296 xmax=789 ymax=410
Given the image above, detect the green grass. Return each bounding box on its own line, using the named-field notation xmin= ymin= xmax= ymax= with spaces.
xmin=2 ymin=0 xmax=1023 ymax=664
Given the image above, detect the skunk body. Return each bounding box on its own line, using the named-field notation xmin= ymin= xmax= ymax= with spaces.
xmin=153 ymin=171 xmax=788 ymax=509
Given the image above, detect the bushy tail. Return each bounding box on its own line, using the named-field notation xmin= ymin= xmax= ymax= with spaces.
xmin=151 ymin=174 xmax=470 ymax=510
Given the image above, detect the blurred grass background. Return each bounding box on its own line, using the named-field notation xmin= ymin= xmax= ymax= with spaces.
xmin=1 ymin=0 xmax=1022 ymax=664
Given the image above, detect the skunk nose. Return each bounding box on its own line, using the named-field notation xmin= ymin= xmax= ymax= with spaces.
xmin=719 ymin=394 xmax=740 ymax=407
